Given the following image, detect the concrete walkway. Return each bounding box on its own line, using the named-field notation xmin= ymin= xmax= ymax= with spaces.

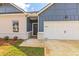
xmin=20 ymin=39 xmax=44 ymax=47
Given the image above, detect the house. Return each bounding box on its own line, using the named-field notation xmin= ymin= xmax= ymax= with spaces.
xmin=1 ymin=3 xmax=79 ymax=40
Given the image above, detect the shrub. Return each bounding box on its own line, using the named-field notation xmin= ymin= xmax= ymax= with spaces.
xmin=4 ymin=36 xmax=9 ymax=41
xmin=13 ymin=36 xmax=18 ymax=41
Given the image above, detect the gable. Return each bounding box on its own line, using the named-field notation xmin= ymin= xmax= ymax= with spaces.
xmin=0 ymin=3 xmax=23 ymax=14
xmin=38 ymin=3 xmax=53 ymax=15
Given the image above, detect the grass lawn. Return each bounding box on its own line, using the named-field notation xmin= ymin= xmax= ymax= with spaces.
xmin=0 ymin=39 xmax=44 ymax=56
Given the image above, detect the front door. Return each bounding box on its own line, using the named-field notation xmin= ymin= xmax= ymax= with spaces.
xmin=32 ymin=23 xmax=38 ymax=36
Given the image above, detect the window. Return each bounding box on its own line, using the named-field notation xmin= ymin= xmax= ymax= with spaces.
xmin=13 ymin=20 xmax=19 ymax=32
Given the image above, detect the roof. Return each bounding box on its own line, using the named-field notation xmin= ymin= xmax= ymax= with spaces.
xmin=38 ymin=3 xmax=53 ymax=15
xmin=11 ymin=3 xmax=53 ymax=15
xmin=10 ymin=3 xmax=26 ymax=13
xmin=10 ymin=3 xmax=54 ymax=15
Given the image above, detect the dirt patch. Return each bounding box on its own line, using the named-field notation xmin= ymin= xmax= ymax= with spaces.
xmin=0 ymin=38 xmax=19 ymax=46
xmin=0 ymin=39 xmax=9 ymax=46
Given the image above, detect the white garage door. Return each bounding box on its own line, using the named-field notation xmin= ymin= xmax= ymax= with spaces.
xmin=44 ymin=21 xmax=79 ymax=40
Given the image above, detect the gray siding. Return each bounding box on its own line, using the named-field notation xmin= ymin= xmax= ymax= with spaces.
xmin=27 ymin=18 xmax=32 ymax=32
xmin=0 ymin=3 xmax=22 ymax=13
xmin=39 ymin=3 xmax=79 ymax=32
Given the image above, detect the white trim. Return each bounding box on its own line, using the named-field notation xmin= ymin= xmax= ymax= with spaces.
xmin=38 ymin=32 xmax=44 ymax=39
xmin=37 ymin=3 xmax=53 ymax=15
xmin=38 ymin=16 xmax=39 ymax=39
xmin=32 ymin=23 xmax=38 ymax=36
xmin=10 ymin=3 xmax=26 ymax=13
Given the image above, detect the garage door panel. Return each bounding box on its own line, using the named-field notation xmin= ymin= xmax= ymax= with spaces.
xmin=44 ymin=21 xmax=79 ymax=39
xmin=66 ymin=22 xmax=79 ymax=34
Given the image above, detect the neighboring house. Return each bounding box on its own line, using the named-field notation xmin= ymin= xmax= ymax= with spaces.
xmin=1 ymin=3 xmax=79 ymax=40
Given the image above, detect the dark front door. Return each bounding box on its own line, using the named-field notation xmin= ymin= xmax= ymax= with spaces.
xmin=32 ymin=23 xmax=38 ymax=36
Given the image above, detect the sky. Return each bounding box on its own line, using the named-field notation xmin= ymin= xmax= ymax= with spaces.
xmin=14 ymin=3 xmax=48 ymax=12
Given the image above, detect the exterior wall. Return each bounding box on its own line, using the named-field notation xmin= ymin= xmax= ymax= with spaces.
xmin=27 ymin=31 xmax=32 ymax=38
xmin=0 ymin=13 xmax=27 ymax=39
xmin=38 ymin=32 xmax=44 ymax=39
xmin=0 ymin=3 xmax=22 ymax=13
xmin=38 ymin=3 xmax=79 ymax=39
xmin=27 ymin=18 xmax=32 ymax=32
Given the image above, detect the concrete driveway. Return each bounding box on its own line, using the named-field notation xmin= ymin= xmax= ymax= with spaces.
xmin=20 ymin=39 xmax=79 ymax=56
xmin=44 ymin=40 xmax=79 ymax=56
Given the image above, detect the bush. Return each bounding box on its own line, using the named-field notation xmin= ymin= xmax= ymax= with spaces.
xmin=4 ymin=36 xmax=9 ymax=41
xmin=13 ymin=36 xmax=18 ymax=41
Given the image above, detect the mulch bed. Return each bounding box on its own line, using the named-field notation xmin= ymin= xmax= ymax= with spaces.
xmin=0 ymin=38 xmax=17 ymax=46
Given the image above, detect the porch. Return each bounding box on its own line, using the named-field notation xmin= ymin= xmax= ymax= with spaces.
xmin=27 ymin=12 xmax=38 ymax=39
